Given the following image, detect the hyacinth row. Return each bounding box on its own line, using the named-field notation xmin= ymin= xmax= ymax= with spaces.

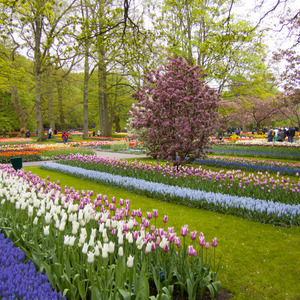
xmin=41 ymin=162 xmax=300 ymax=226
xmin=0 ymin=232 xmax=65 ymax=300
xmin=0 ymin=164 xmax=220 ymax=299
xmin=55 ymin=154 xmax=300 ymax=206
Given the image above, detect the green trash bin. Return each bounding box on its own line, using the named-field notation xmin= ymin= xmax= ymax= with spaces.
xmin=11 ymin=156 xmax=22 ymax=170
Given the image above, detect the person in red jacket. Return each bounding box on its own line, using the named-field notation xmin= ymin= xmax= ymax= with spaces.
xmin=62 ymin=131 xmax=69 ymax=143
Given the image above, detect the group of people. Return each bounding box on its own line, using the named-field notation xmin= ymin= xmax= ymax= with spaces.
xmin=226 ymin=127 xmax=243 ymax=135
xmin=267 ymin=126 xmax=296 ymax=143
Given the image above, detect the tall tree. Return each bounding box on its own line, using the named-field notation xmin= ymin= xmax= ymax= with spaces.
xmin=0 ymin=0 xmax=78 ymax=141
xmin=0 ymin=40 xmax=35 ymax=133
xmin=153 ymin=0 xmax=266 ymax=93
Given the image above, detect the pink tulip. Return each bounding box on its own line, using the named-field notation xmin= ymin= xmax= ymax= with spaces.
xmin=181 ymin=225 xmax=189 ymax=237
xmin=205 ymin=242 xmax=210 ymax=249
xmin=163 ymin=244 xmax=169 ymax=252
xmin=199 ymin=236 xmax=205 ymax=246
xmin=163 ymin=215 xmax=168 ymax=223
xmin=211 ymin=238 xmax=217 ymax=247
xmin=175 ymin=237 xmax=181 ymax=248
xmin=168 ymin=233 xmax=176 ymax=242
xmin=153 ymin=209 xmax=158 ymax=218
xmin=144 ymin=220 xmax=150 ymax=228
xmin=146 ymin=212 xmax=152 ymax=220
xmin=188 ymin=245 xmax=197 ymax=256
xmin=190 ymin=230 xmax=197 ymax=240
xmin=109 ymin=203 xmax=116 ymax=211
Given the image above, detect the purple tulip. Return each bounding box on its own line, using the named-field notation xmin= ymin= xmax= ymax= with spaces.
xmin=188 ymin=245 xmax=197 ymax=256
xmin=181 ymin=225 xmax=189 ymax=237
xmin=211 ymin=238 xmax=217 ymax=247
xmin=199 ymin=236 xmax=205 ymax=246
xmin=163 ymin=215 xmax=168 ymax=223
xmin=175 ymin=237 xmax=181 ymax=248
xmin=190 ymin=230 xmax=197 ymax=240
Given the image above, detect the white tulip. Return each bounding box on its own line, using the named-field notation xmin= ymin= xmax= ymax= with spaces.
xmin=108 ymin=241 xmax=115 ymax=254
xmin=82 ymin=243 xmax=89 ymax=254
xmin=45 ymin=212 xmax=52 ymax=224
xmin=145 ymin=242 xmax=152 ymax=253
xmin=64 ymin=235 xmax=70 ymax=246
xmin=127 ymin=255 xmax=134 ymax=268
xmin=43 ymin=226 xmax=50 ymax=236
xmin=94 ymin=245 xmax=100 ymax=256
xmin=87 ymin=251 xmax=95 ymax=263
xmin=118 ymin=235 xmax=123 ymax=245
xmin=69 ymin=236 xmax=76 ymax=247
xmin=118 ymin=247 xmax=124 ymax=257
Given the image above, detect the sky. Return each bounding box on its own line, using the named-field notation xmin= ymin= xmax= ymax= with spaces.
xmin=233 ymin=0 xmax=300 ymax=51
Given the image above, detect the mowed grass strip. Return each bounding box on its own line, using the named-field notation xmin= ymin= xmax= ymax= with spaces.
xmin=25 ymin=166 xmax=300 ymax=300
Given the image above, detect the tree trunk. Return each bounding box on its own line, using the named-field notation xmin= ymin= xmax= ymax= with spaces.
xmin=10 ymin=85 xmax=27 ymax=136
xmin=82 ymin=0 xmax=90 ymax=139
xmin=97 ymin=1 xmax=111 ymax=137
xmin=185 ymin=0 xmax=193 ymax=66
xmin=57 ymin=79 xmax=66 ymax=130
xmin=46 ymin=67 xmax=55 ymax=131
xmin=34 ymin=13 xmax=46 ymax=141
xmin=83 ymin=45 xmax=89 ymax=139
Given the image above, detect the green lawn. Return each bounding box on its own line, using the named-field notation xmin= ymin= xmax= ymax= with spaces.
xmin=25 ymin=166 xmax=300 ymax=300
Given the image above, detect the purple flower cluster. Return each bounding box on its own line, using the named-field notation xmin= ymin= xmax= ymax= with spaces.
xmin=0 ymin=232 xmax=64 ymax=300
xmin=196 ymin=158 xmax=300 ymax=175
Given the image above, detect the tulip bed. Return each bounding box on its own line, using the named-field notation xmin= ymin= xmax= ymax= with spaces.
xmin=209 ymin=143 xmax=300 ymax=157
xmin=48 ymin=154 xmax=300 ymax=226
xmin=0 ymin=164 xmax=220 ymax=299
xmin=0 ymin=143 xmax=95 ymax=163
xmin=196 ymin=156 xmax=300 ymax=175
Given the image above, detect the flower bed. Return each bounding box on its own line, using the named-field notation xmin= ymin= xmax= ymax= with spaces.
xmin=0 ymin=232 xmax=65 ymax=299
xmin=197 ymin=156 xmax=300 ymax=175
xmin=41 ymin=161 xmax=300 ymax=226
xmin=0 ymin=164 xmax=220 ymax=299
xmin=54 ymin=154 xmax=300 ymax=206
xmin=206 ymin=155 xmax=300 ymax=171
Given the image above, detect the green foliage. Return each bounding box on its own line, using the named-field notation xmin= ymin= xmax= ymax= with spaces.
xmin=25 ymin=166 xmax=300 ymax=299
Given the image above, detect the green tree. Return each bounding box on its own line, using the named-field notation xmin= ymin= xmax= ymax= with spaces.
xmin=151 ymin=0 xmax=267 ymax=93
xmin=0 ymin=0 xmax=78 ymax=140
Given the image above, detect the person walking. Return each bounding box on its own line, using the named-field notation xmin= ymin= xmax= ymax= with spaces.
xmin=62 ymin=131 xmax=69 ymax=143
xmin=2 ymin=128 xmax=6 ymax=138
xmin=48 ymin=128 xmax=52 ymax=139
xmin=287 ymin=126 xmax=295 ymax=143
xmin=25 ymin=130 xmax=30 ymax=138
xmin=267 ymin=127 xmax=273 ymax=142
xmin=273 ymin=127 xmax=279 ymax=142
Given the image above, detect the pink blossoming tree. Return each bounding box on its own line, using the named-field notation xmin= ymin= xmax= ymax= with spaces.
xmin=129 ymin=56 xmax=221 ymax=165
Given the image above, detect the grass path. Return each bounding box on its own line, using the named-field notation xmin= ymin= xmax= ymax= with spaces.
xmin=25 ymin=166 xmax=300 ymax=300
